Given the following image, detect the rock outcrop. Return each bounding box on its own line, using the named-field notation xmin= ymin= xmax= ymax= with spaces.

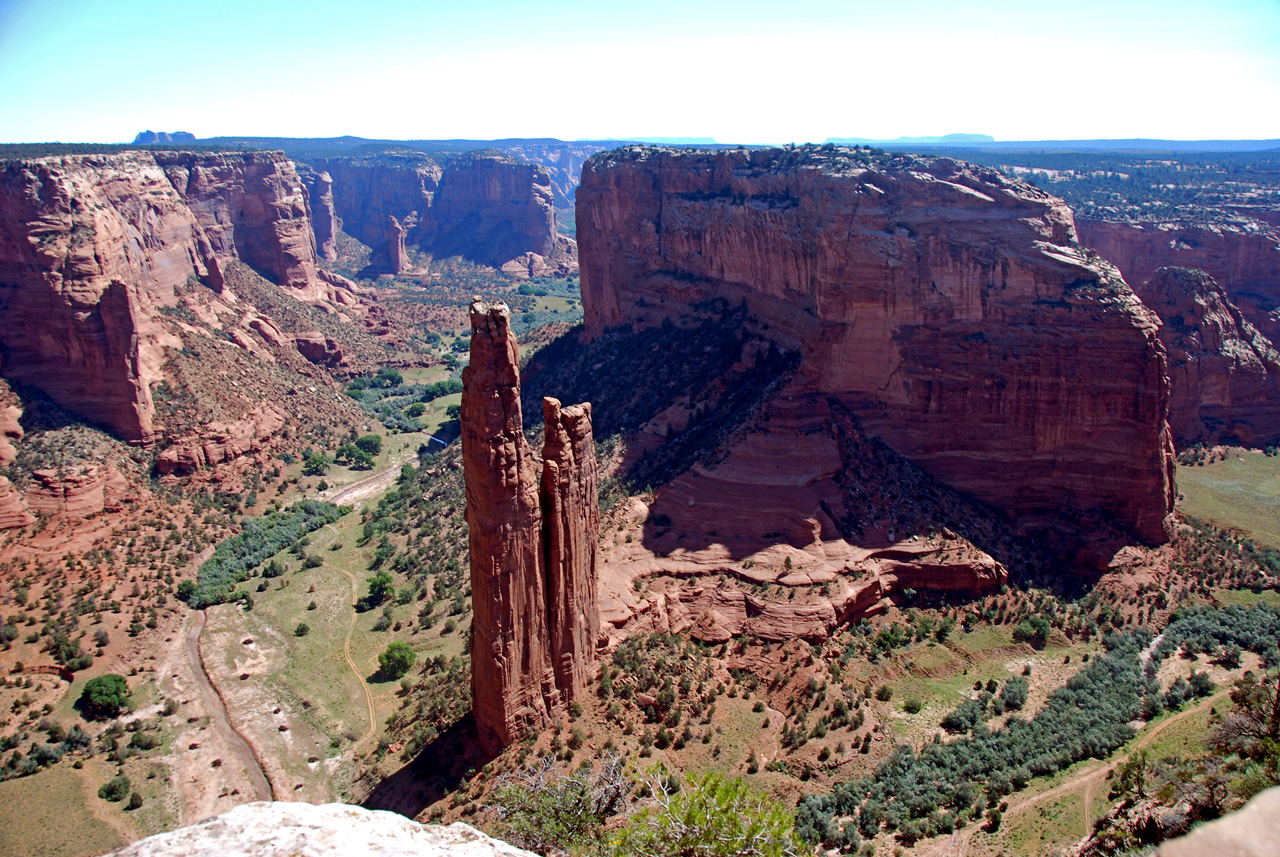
xmin=0 ymin=404 xmax=22 ymax=466
xmin=293 ymin=331 xmax=346 ymax=367
xmin=463 ymin=300 xmax=598 ymax=753
xmin=388 ymin=215 xmax=409 ymax=273
xmin=103 ymin=801 xmax=537 ymax=857
xmin=309 ymin=151 xmax=576 ymax=275
xmin=0 ymin=150 xmax=324 ymax=443
xmin=0 ymin=476 xmax=34 ymax=529
xmin=1134 ymin=267 xmax=1280 ymax=446
xmin=299 ymin=167 xmax=338 ymax=261
xmin=24 ymin=464 xmax=131 ymax=519
xmin=1078 ymin=218 xmax=1280 ymax=342
xmin=155 ymin=404 xmax=286 ymax=475
xmin=578 ymin=146 xmax=1177 ymax=547
xmin=541 ymin=397 xmax=600 ymax=701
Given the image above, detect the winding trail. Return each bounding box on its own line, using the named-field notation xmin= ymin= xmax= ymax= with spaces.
xmin=323 ymin=523 xmax=378 ymax=750
xmin=937 ymin=688 xmax=1231 ymax=857
xmin=185 ymin=610 xmax=274 ymax=801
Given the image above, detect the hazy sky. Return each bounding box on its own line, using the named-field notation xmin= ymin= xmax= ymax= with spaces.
xmin=0 ymin=0 xmax=1276 ymax=144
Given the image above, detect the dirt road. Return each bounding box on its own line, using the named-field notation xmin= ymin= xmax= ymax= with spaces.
xmin=185 ymin=611 xmax=274 ymax=801
xmin=327 ymin=454 xmax=417 ymax=508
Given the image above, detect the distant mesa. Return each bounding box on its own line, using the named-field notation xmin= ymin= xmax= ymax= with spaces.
xmin=601 ymin=136 xmax=719 ymax=145
xmin=132 ymin=130 xmax=196 ymax=144
xmin=825 ymin=133 xmax=995 ymax=146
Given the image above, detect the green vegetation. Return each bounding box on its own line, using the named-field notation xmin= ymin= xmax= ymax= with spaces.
xmin=378 ymin=640 xmax=416 ymax=680
xmin=186 ymin=501 xmax=347 ymax=607
xmin=1177 ymin=452 xmax=1280 ymax=548
xmin=77 ymin=675 xmax=131 ymax=720
xmin=796 ymin=603 xmax=1280 ymax=849
xmin=614 ymin=771 xmax=803 ymax=857
xmin=97 ymin=773 xmax=131 ymax=802
xmin=489 ymin=756 xmax=628 ymax=854
xmin=0 ymin=763 xmax=126 ymax=857
xmin=345 ymin=369 xmax=463 ymax=433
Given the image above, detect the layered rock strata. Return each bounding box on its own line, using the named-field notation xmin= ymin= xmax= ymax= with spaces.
xmin=463 ymin=300 xmax=597 ymax=753
xmin=0 ymin=151 xmax=325 ymax=443
xmin=155 ymin=404 xmax=287 ymax=475
xmin=1078 ymin=218 xmax=1280 ymax=342
xmin=1134 ymin=267 xmax=1280 ymax=446
xmin=578 ymin=145 xmax=1177 ymax=546
xmin=310 ymin=151 xmax=576 ymax=275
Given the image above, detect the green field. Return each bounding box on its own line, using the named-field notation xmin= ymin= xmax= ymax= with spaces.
xmin=1177 ymin=452 xmax=1280 ymax=547
xmin=0 ymin=764 xmax=126 ymax=857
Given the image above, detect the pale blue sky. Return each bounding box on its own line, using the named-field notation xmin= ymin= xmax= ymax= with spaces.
xmin=0 ymin=0 xmax=1276 ymax=144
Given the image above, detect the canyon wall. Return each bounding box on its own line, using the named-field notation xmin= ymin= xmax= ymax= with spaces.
xmin=1133 ymin=267 xmax=1280 ymax=447
xmin=0 ymin=151 xmax=323 ymax=444
xmin=1077 ymin=218 xmax=1280 ymax=341
xmin=462 ymin=300 xmax=597 ymax=753
xmin=578 ymin=146 xmax=1176 ymax=545
xmin=309 ymin=152 xmax=576 ymax=275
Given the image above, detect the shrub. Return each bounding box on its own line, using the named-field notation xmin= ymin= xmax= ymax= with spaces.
xmin=355 ymin=435 xmax=383 ymax=455
xmin=126 ymin=792 xmax=144 ymax=810
xmin=903 ymin=697 xmax=923 ymax=715
xmin=379 ymin=641 xmax=416 ymax=680
xmin=1013 ymin=616 xmax=1051 ymax=650
xmin=1000 ymin=676 xmax=1029 ymax=711
xmin=98 ymin=773 xmax=131 ymax=802
xmin=294 ymin=623 xmax=311 ymax=637
xmin=79 ymin=674 xmax=131 ymax=720
xmin=613 ymin=771 xmax=801 ymax=857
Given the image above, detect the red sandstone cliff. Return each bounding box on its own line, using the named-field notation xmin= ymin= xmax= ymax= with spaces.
xmin=541 ymin=397 xmax=600 ymax=702
xmin=577 ymin=146 xmax=1176 ymax=546
xmin=463 ymin=300 xmax=556 ymax=752
xmin=1078 ymin=218 xmax=1280 ymax=342
xmin=1134 ymin=267 xmax=1280 ymax=447
xmin=0 ymin=151 xmax=326 ymax=444
xmin=300 ymin=167 xmax=338 ymax=261
xmin=310 ymin=152 xmax=576 ymax=275
xmin=463 ymin=300 xmax=598 ymax=752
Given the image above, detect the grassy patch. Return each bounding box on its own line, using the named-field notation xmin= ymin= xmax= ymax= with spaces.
xmin=1177 ymin=452 xmax=1280 ymax=547
xmin=0 ymin=763 xmax=126 ymax=857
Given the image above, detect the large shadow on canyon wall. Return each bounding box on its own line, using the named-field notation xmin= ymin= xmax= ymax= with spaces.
xmin=362 ymin=713 xmax=494 ymax=819
xmin=519 ymin=307 xmax=1123 ymax=598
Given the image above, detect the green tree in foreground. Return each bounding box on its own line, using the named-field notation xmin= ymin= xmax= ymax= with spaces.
xmin=613 ymin=770 xmax=802 ymax=857
xmin=379 ymin=640 xmax=416 ymax=680
xmin=78 ymin=674 xmax=131 ymax=720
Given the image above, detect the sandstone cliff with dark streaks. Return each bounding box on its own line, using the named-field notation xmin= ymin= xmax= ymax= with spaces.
xmin=1134 ymin=267 xmax=1280 ymax=446
xmin=309 ymin=151 xmax=576 ymax=275
xmin=578 ymin=145 xmax=1176 ymax=546
xmin=1078 ymin=218 xmax=1280 ymax=341
xmin=463 ymin=300 xmax=598 ymax=753
xmin=299 ymin=166 xmax=338 ymax=260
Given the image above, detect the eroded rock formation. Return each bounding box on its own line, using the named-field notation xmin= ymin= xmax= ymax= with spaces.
xmin=155 ymin=404 xmax=287 ymax=475
xmin=309 ymin=151 xmax=576 ymax=275
xmin=463 ymin=300 xmax=597 ymax=752
xmin=300 ymin=167 xmax=338 ymax=260
xmin=1134 ymin=267 xmax=1280 ymax=446
xmin=1078 ymin=218 xmax=1280 ymax=342
xmin=541 ymin=398 xmax=600 ymax=701
xmin=577 ymin=145 xmax=1177 ymax=547
xmin=0 ymin=150 xmax=325 ymax=443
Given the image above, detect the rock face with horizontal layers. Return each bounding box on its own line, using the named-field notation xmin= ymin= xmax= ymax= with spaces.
xmin=156 ymin=404 xmax=287 ymax=475
xmin=0 ymin=150 xmax=325 ymax=443
xmin=578 ymin=145 xmax=1176 ymax=547
xmin=463 ymin=300 xmax=598 ymax=753
xmin=1078 ymin=218 xmax=1280 ymax=342
xmin=1134 ymin=267 xmax=1280 ymax=447
xmin=103 ymin=800 xmax=538 ymax=857
xmin=309 ymin=151 xmax=577 ymax=275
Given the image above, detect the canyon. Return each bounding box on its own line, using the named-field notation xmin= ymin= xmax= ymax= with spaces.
xmin=462 ymin=299 xmax=598 ymax=753
xmin=309 ymin=151 xmax=576 ymax=276
xmin=577 ymin=145 xmax=1177 ymax=553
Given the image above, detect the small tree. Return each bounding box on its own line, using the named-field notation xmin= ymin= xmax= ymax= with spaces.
xmin=302 ymin=453 xmax=331 ymax=477
xmin=294 ymin=623 xmax=311 ymax=637
xmin=355 ymin=435 xmax=383 ymax=455
xmin=379 ymin=641 xmax=416 ymax=680
xmin=98 ymin=773 xmax=131 ymax=802
xmin=79 ymin=674 xmax=131 ymax=720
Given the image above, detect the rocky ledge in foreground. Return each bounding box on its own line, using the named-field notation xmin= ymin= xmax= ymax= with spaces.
xmin=105 ymin=801 xmax=537 ymax=857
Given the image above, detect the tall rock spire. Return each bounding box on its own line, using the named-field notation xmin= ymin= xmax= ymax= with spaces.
xmin=542 ymin=398 xmax=600 ymax=702
xmin=462 ymin=298 xmax=599 ymax=754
